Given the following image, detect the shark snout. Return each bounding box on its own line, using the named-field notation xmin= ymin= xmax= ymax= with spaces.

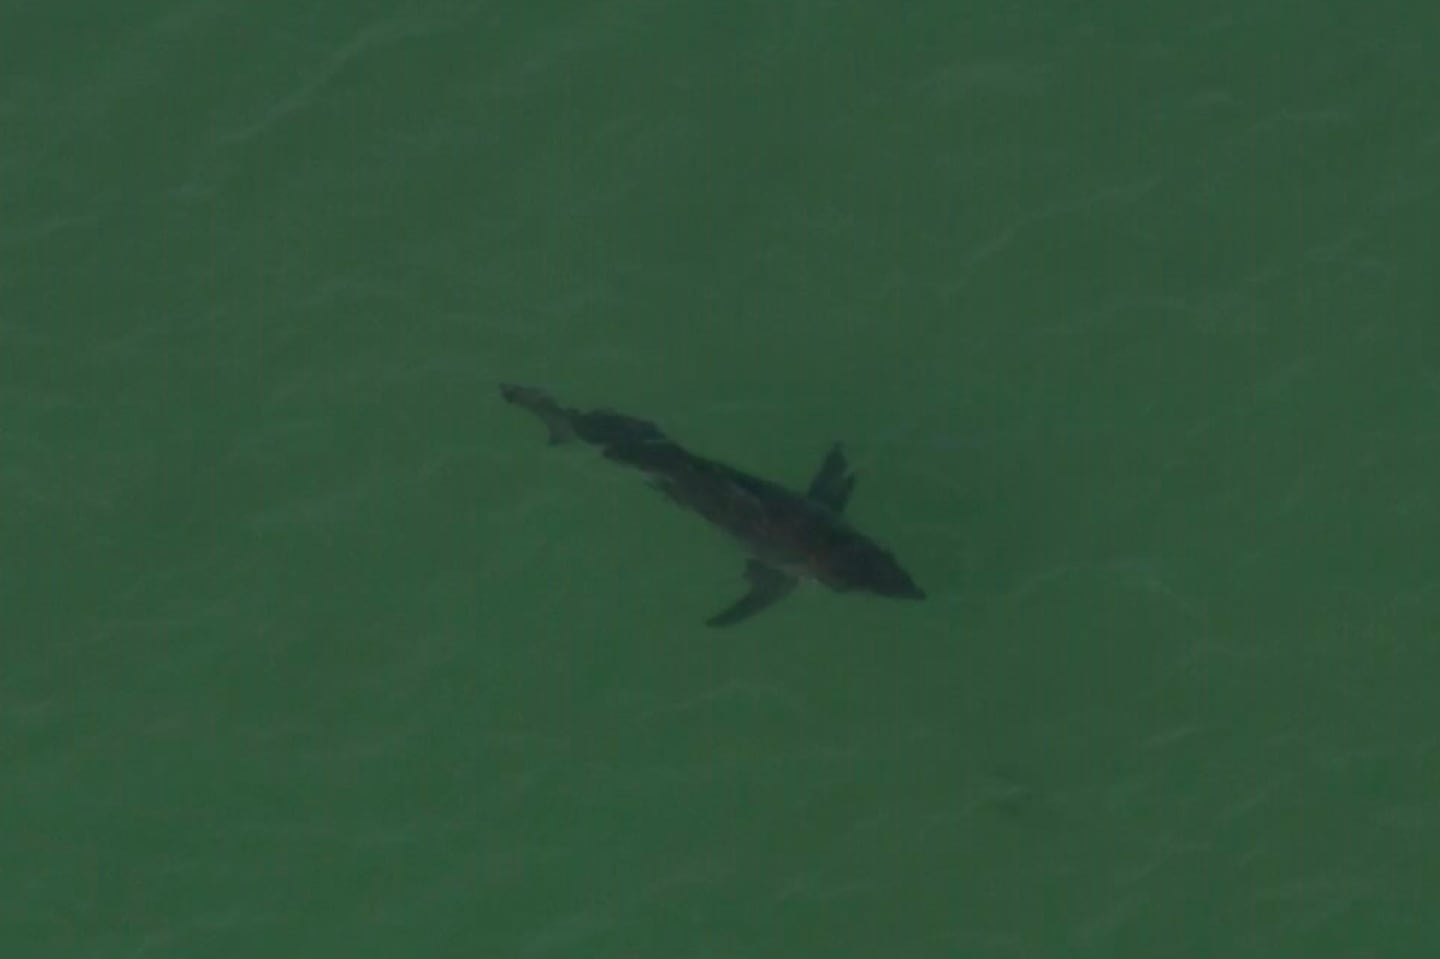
xmin=842 ymin=548 xmax=925 ymax=600
xmin=873 ymin=574 xmax=925 ymax=600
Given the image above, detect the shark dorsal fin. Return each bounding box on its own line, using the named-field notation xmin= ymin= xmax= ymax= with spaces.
xmin=805 ymin=443 xmax=856 ymax=513
xmin=706 ymin=561 xmax=797 ymax=627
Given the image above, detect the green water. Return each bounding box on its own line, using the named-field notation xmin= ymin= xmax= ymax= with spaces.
xmin=3 ymin=1 xmax=1436 ymax=956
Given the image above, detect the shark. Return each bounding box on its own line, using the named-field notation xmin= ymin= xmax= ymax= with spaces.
xmin=501 ymin=384 xmax=925 ymax=627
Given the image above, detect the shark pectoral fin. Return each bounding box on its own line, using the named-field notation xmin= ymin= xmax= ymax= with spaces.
xmin=805 ymin=442 xmax=857 ymax=513
xmin=706 ymin=561 xmax=798 ymax=628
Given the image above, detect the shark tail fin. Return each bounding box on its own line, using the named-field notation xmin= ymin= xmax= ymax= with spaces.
xmin=501 ymin=384 xmax=575 ymax=445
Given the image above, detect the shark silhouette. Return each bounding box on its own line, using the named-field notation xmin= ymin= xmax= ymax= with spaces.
xmin=501 ymin=384 xmax=924 ymax=626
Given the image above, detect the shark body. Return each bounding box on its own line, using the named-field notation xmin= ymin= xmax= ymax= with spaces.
xmin=501 ymin=384 xmax=924 ymax=626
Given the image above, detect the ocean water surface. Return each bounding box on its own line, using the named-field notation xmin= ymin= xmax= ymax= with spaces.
xmin=3 ymin=2 xmax=1436 ymax=956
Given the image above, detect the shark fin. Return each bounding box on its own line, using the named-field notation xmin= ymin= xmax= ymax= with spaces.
xmin=500 ymin=384 xmax=576 ymax=445
xmin=706 ymin=560 xmax=798 ymax=627
xmin=805 ymin=442 xmax=856 ymax=513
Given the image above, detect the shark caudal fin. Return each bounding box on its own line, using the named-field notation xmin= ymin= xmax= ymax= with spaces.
xmin=707 ymin=560 xmax=798 ymax=627
xmin=500 ymin=384 xmax=575 ymax=444
xmin=805 ymin=442 xmax=857 ymax=513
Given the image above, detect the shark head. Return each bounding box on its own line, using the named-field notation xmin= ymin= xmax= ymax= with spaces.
xmin=814 ymin=532 xmax=926 ymax=600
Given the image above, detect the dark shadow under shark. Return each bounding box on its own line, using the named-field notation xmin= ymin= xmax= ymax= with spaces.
xmin=501 ymin=384 xmax=924 ymax=626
